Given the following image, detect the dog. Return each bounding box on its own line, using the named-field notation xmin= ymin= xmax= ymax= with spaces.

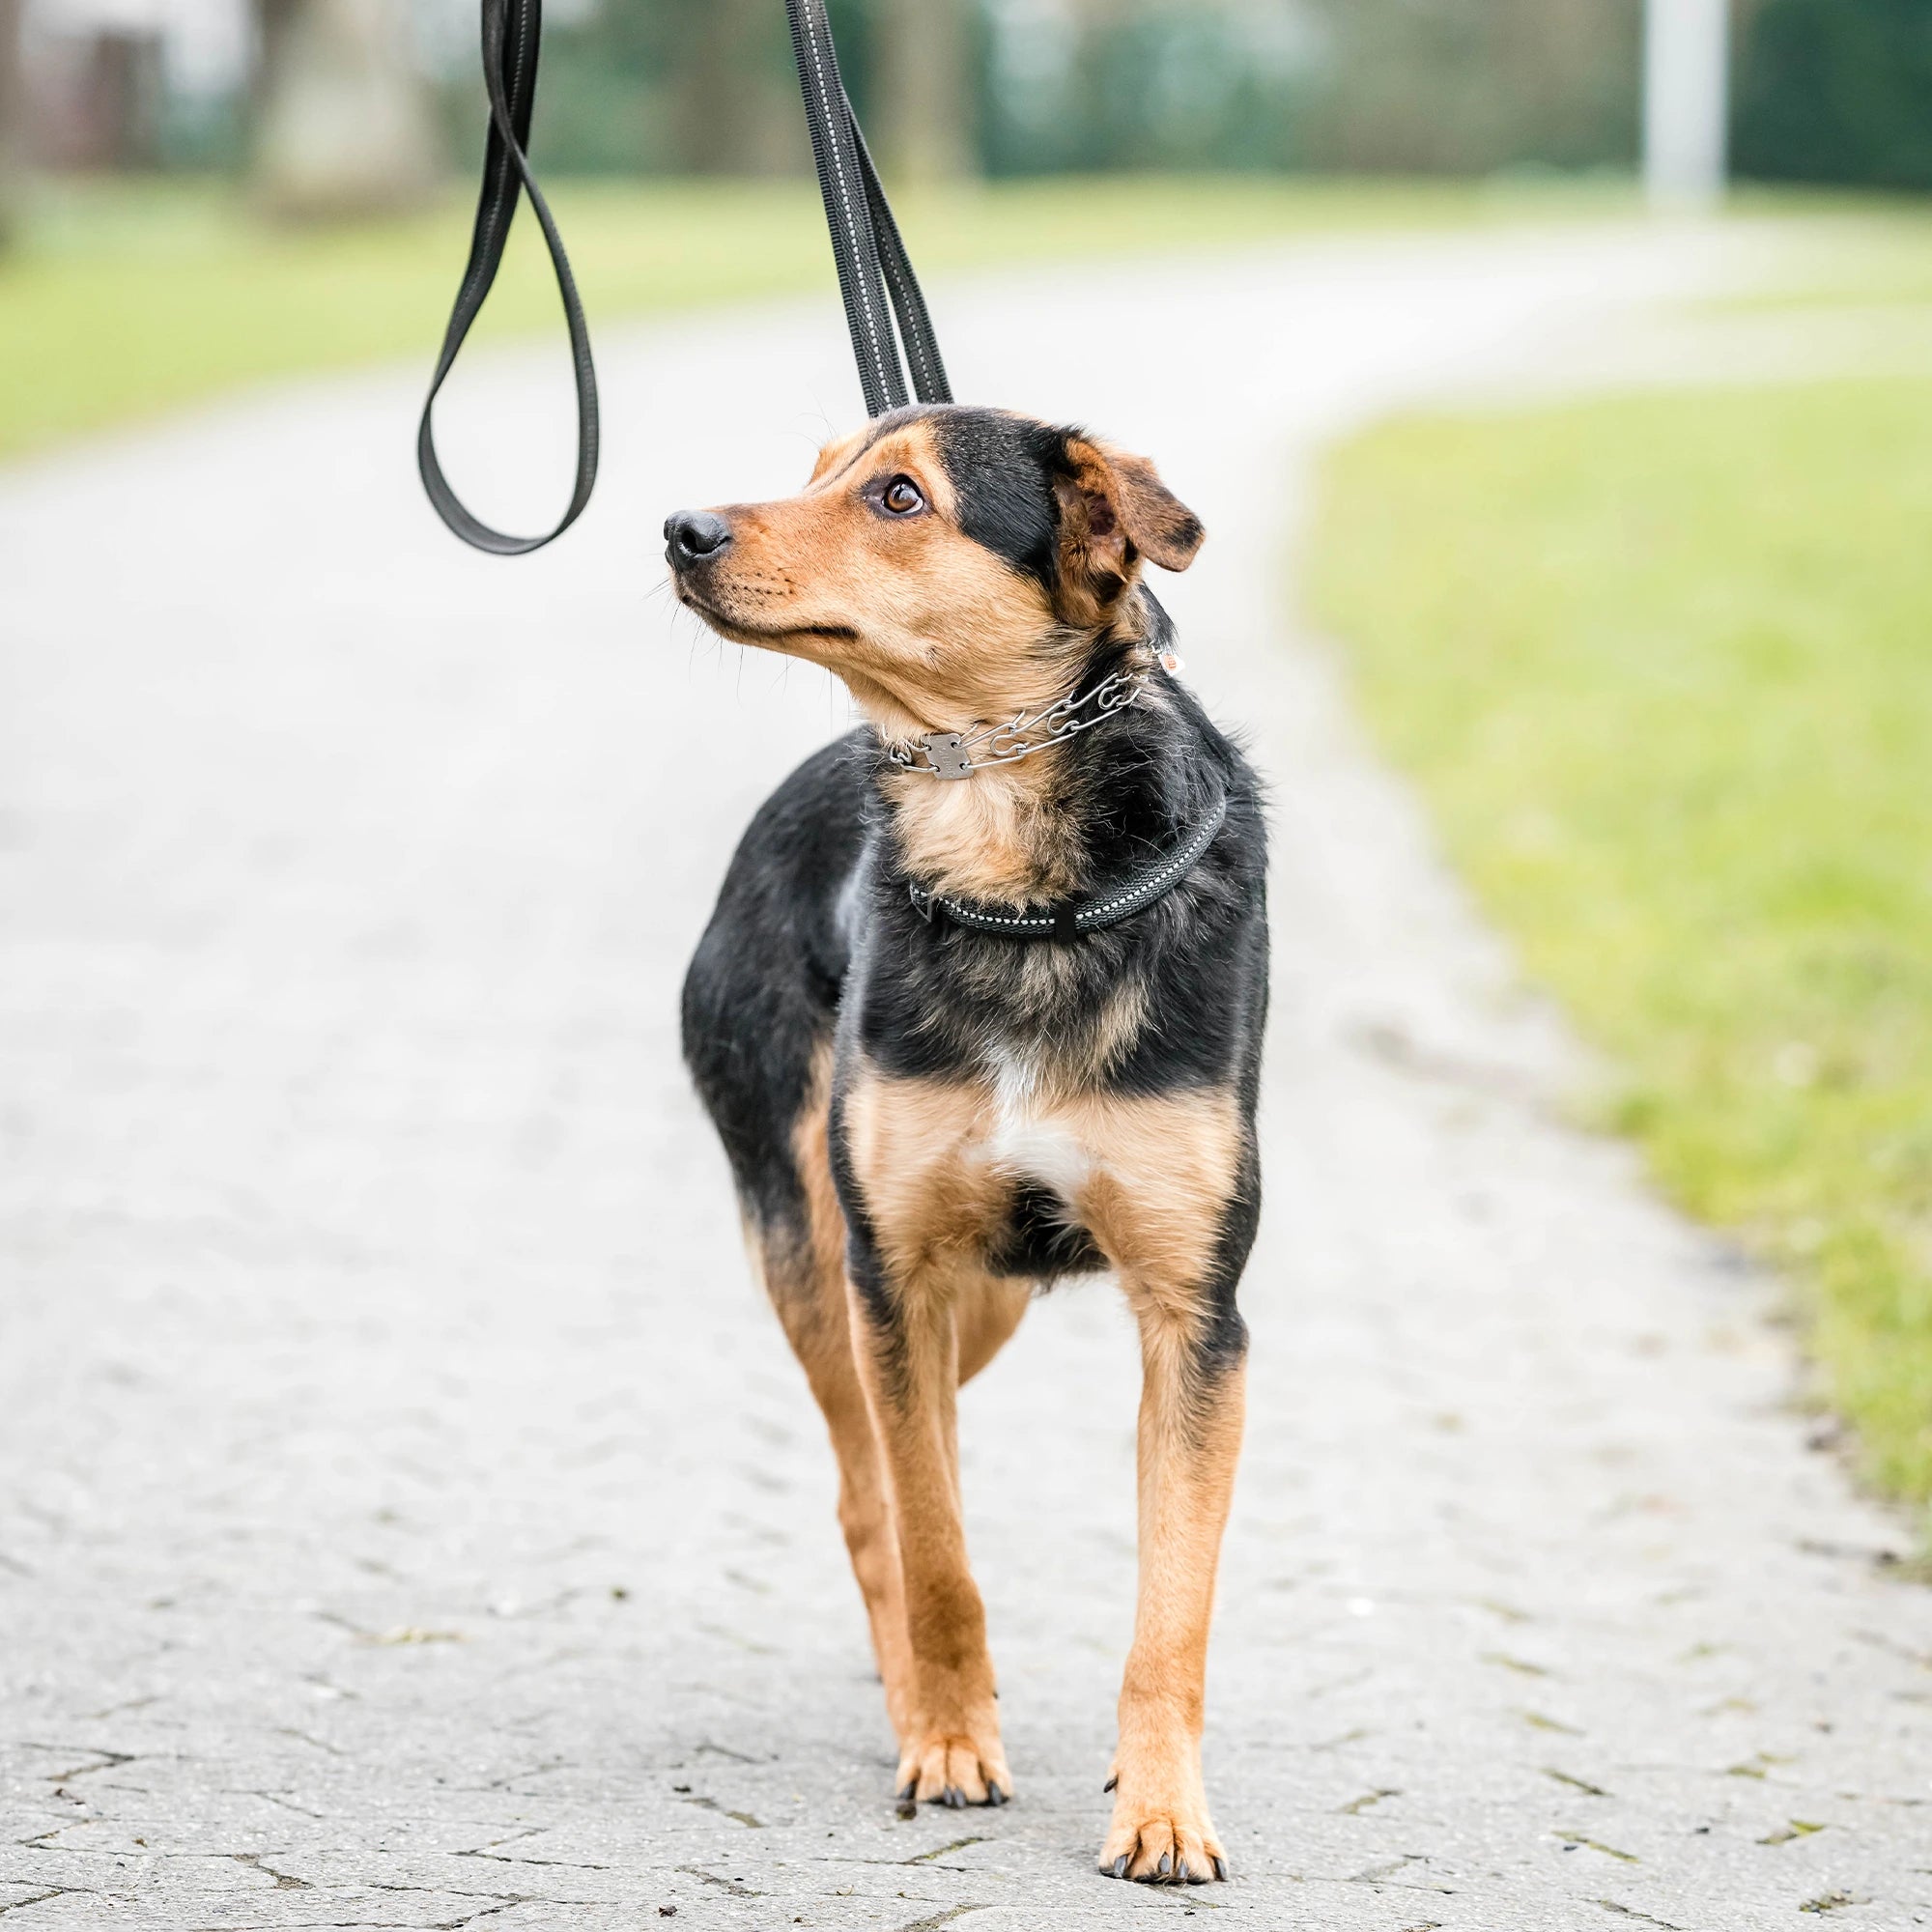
xmin=667 ymin=404 xmax=1266 ymax=1885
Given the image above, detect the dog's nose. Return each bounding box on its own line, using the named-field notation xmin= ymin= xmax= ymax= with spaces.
xmin=664 ymin=508 xmax=731 ymax=569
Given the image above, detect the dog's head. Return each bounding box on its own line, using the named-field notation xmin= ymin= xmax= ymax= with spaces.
xmin=663 ymin=406 xmax=1203 ymax=737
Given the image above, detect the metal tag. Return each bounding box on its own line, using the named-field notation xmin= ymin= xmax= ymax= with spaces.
xmin=923 ymin=733 xmax=973 ymax=780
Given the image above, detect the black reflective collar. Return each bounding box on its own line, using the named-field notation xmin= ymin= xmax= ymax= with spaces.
xmin=906 ymin=792 xmax=1228 ymax=941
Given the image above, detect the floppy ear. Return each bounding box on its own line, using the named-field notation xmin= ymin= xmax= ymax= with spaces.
xmin=1098 ymin=444 xmax=1205 ymax=573
xmin=1055 ymin=436 xmax=1205 ymax=622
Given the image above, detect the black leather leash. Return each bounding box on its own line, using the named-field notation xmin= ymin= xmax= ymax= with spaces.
xmin=908 ymin=793 xmax=1230 ymax=942
xmin=420 ymin=0 xmax=949 ymax=554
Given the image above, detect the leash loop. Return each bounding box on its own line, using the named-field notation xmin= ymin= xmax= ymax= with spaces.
xmin=422 ymin=0 xmax=950 ymax=553
xmin=417 ymin=0 xmax=599 ymax=554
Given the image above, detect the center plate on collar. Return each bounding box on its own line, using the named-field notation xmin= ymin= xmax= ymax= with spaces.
xmin=924 ymin=732 xmax=974 ymax=780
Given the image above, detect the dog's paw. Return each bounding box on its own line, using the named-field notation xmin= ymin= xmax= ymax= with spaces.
xmin=895 ymin=1729 xmax=1011 ymax=1809
xmin=1097 ymin=1788 xmax=1228 ymax=1884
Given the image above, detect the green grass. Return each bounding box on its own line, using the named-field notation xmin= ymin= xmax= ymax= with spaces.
xmin=1698 ymin=195 xmax=1932 ymax=313
xmin=1308 ymin=379 xmax=1932 ymax=1513
xmin=0 ymin=172 xmax=1635 ymax=460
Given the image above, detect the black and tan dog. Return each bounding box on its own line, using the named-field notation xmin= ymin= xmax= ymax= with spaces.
xmin=668 ymin=405 xmax=1266 ymax=1885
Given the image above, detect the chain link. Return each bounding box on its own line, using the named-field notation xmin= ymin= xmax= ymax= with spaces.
xmin=885 ymin=665 xmax=1147 ymax=779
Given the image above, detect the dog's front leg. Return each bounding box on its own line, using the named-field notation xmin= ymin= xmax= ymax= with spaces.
xmin=1079 ymin=1096 xmax=1257 ymax=1886
xmin=1102 ymin=1299 xmax=1245 ymax=1882
xmin=1082 ymin=1097 xmax=1260 ymax=1878
xmin=845 ymin=1261 xmax=1010 ymax=1809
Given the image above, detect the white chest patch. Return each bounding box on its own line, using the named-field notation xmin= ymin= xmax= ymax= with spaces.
xmin=983 ymin=1048 xmax=1093 ymax=1201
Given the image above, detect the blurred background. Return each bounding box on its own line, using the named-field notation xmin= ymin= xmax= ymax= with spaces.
xmin=7 ymin=0 xmax=1932 ymax=459
xmin=10 ymin=0 xmax=1932 ymax=196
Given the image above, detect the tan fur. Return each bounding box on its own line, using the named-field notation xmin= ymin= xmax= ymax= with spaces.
xmin=1101 ymin=1348 xmax=1243 ymax=1881
xmin=841 ymin=1068 xmax=1009 ymax=1282
xmin=846 ymin=1268 xmax=1011 ymax=1804
xmin=690 ymin=417 xmax=1076 ymax=736
xmin=753 ymin=1048 xmax=918 ymax=1737
xmin=751 ymin=1049 xmax=1035 ymax=1779
xmin=881 ymin=757 xmax=1085 ymax=904
xmin=1065 ymin=1087 xmax=1241 ymax=1332
xmin=955 ymin=1280 xmax=1032 ymax=1387
xmin=845 ymin=1065 xmax=1240 ymax=1343
xmin=1094 ymin=440 xmax=1207 ymax=574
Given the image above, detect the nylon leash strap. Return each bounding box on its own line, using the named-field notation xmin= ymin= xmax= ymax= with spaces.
xmin=784 ymin=0 xmax=951 ymax=418
xmin=420 ymin=0 xmax=951 ymax=554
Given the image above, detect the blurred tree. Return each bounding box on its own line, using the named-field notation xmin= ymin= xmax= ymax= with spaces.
xmin=529 ymin=0 xmax=821 ymax=175
xmin=517 ymin=0 xmax=678 ymax=175
xmin=979 ymin=0 xmax=1637 ymax=179
xmin=48 ymin=32 xmax=167 ymax=168
xmin=875 ymin=0 xmax=973 ymax=178
xmin=980 ymin=0 xmax=1320 ymax=175
xmin=466 ymin=0 xmax=1651 ymax=185
xmin=1734 ymin=0 xmax=1932 ymax=189
xmin=252 ymin=0 xmax=443 ymax=216
xmin=0 ymin=0 xmax=20 ymax=250
xmin=670 ymin=0 xmax=802 ymax=172
xmin=1303 ymin=0 xmax=1640 ymax=174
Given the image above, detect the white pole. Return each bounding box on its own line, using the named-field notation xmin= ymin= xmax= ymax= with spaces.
xmin=1644 ymin=0 xmax=1730 ymax=208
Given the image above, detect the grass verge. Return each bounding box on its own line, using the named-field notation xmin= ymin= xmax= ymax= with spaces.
xmin=0 ymin=172 xmax=1635 ymax=460
xmin=1307 ymin=379 xmax=1932 ymax=1512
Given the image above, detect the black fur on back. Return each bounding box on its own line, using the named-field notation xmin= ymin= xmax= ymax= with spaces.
xmin=680 ymin=740 xmax=866 ymax=1238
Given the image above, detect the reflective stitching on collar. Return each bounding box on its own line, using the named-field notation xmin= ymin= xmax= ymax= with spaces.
xmin=907 ymin=792 xmax=1229 ymax=940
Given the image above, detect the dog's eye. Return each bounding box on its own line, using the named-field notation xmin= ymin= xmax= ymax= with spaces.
xmin=879 ymin=476 xmax=925 ymax=518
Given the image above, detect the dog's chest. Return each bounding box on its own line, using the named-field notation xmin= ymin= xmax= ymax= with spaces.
xmin=842 ymin=1029 xmax=1240 ymax=1290
xmin=980 ymin=1046 xmax=1094 ymax=1199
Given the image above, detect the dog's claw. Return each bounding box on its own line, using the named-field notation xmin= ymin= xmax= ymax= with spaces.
xmin=1212 ymin=1855 xmax=1229 ymax=1882
xmin=1101 ymin=1775 xmax=1117 ymax=1793
xmin=896 ymin=1780 xmax=917 ymax=1803
xmin=986 ymin=1785 xmax=1007 ymax=1806
xmin=941 ymin=1785 xmax=965 ymax=1809
xmin=1156 ymin=1853 xmax=1172 ymax=1879
xmin=1110 ymin=1855 xmax=1129 ymax=1880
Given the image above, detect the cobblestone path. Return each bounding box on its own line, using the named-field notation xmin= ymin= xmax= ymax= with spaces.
xmin=3 ymin=226 xmax=1926 ymax=1929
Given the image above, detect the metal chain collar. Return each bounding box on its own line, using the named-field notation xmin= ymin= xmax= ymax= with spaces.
xmin=884 ymin=664 xmax=1147 ymax=781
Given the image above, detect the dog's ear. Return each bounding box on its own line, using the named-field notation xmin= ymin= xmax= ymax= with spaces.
xmin=1096 ymin=443 xmax=1206 ymax=573
xmin=1054 ymin=436 xmax=1205 ymax=621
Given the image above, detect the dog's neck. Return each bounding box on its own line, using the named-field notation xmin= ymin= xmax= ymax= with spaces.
xmin=878 ymin=727 xmax=1106 ymax=904
xmin=869 ymin=602 xmax=1183 ymax=906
